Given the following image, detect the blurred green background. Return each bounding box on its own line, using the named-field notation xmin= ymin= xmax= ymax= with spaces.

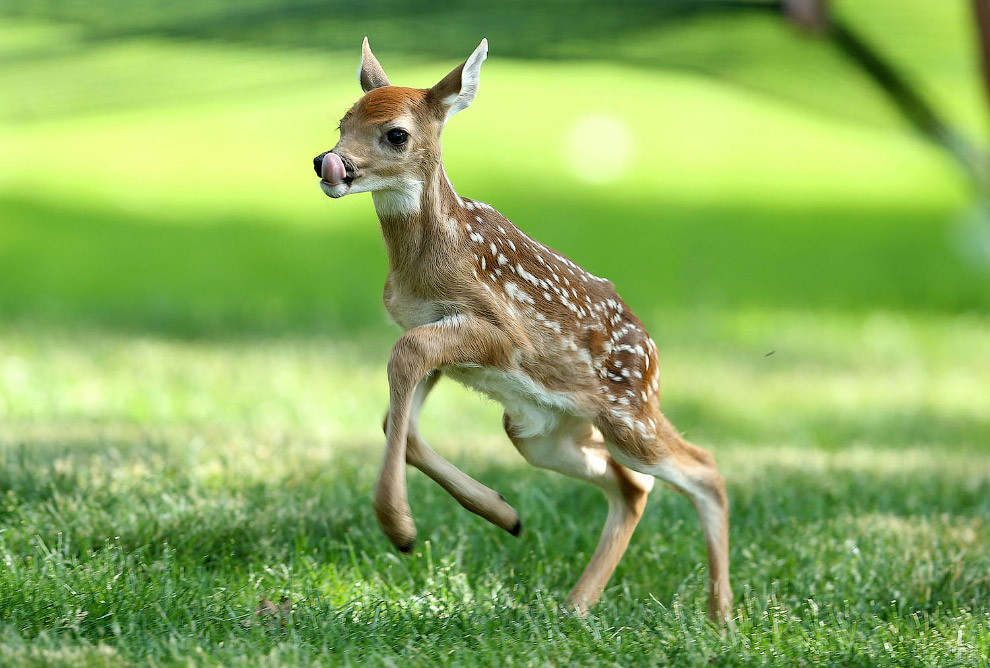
xmin=1 ymin=0 xmax=988 ymax=336
xmin=2 ymin=2 xmax=990 ymax=663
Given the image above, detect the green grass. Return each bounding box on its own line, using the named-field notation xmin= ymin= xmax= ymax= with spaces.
xmin=1 ymin=5 xmax=989 ymax=666
xmin=1 ymin=312 xmax=988 ymax=666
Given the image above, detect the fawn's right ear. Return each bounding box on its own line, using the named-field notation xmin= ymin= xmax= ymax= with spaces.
xmin=358 ymin=37 xmax=391 ymax=92
xmin=427 ymin=38 xmax=488 ymax=121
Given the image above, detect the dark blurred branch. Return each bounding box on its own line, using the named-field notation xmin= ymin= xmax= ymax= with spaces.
xmin=782 ymin=0 xmax=828 ymax=32
xmin=780 ymin=0 xmax=989 ymax=195
xmin=975 ymin=0 xmax=990 ymax=125
xmin=829 ymin=19 xmax=948 ymax=146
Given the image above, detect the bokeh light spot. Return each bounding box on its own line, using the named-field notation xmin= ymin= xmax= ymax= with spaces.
xmin=565 ymin=114 xmax=634 ymax=184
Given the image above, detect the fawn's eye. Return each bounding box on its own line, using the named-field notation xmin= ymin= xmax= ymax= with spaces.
xmin=385 ymin=129 xmax=409 ymax=146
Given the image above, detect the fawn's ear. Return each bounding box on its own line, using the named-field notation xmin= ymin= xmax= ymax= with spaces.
xmin=428 ymin=38 xmax=488 ymax=120
xmin=358 ymin=37 xmax=391 ymax=92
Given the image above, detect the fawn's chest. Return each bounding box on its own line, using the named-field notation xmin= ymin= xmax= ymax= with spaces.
xmin=382 ymin=274 xmax=450 ymax=330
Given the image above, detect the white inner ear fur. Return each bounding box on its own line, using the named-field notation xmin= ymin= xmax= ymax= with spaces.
xmin=445 ymin=38 xmax=488 ymax=119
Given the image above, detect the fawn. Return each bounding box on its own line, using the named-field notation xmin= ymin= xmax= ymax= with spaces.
xmin=313 ymin=38 xmax=732 ymax=621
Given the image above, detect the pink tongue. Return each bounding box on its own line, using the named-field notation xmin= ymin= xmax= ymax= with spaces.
xmin=321 ymin=152 xmax=346 ymax=185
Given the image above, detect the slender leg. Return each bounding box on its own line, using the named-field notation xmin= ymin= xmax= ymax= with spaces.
xmin=383 ymin=370 xmax=521 ymax=536
xmin=375 ymin=316 xmax=512 ymax=552
xmin=503 ymin=412 xmax=655 ymax=615
xmin=603 ymin=411 xmax=733 ymax=622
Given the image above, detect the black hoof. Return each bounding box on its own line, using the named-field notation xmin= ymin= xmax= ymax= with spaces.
xmin=509 ymin=518 xmax=522 ymax=537
xmin=397 ymin=541 xmax=414 ymax=554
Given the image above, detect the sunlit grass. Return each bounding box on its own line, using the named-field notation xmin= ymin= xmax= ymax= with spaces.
xmin=0 ymin=33 xmax=967 ymax=220
xmin=2 ymin=310 xmax=987 ymax=447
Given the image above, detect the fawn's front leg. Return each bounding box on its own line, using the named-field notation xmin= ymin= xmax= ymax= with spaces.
xmin=382 ymin=371 xmax=521 ymax=537
xmin=375 ymin=315 xmax=513 ymax=552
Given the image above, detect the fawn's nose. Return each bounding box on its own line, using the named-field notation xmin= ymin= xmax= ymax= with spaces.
xmin=313 ymin=152 xmax=328 ymax=177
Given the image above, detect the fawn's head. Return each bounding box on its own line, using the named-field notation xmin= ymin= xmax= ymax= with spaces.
xmin=314 ymin=38 xmax=488 ymax=209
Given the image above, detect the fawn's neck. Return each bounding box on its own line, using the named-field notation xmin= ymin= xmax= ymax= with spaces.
xmin=373 ymin=162 xmax=462 ymax=274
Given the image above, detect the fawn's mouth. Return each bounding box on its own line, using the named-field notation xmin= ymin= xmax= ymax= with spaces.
xmin=320 ymin=178 xmax=352 ymax=198
xmin=316 ymin=151 xmax=357 ymax=197
xmin=320 ymin=174 xmax=357 ymax=199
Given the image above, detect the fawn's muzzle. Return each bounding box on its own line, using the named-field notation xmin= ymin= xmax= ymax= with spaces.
xmin=315 ymin=151 xmax=348 ymax=186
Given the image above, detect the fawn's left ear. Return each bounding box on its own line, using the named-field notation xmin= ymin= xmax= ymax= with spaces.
xmin=358 ymin=37 xmax=391 ymax=92
xmin=428 ymin=38 xmax=488 ymax=120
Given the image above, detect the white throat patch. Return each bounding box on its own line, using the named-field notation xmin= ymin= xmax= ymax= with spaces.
xmin=372 ymin=181 xmax=424 ymax=218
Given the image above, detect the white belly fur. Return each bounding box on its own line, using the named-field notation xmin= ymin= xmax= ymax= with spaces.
xmin=442 ymin=363 xmax=580 ymax=439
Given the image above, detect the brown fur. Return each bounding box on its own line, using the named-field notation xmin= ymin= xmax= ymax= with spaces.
xmin=353 ymin=87 xmax=427 ymax=125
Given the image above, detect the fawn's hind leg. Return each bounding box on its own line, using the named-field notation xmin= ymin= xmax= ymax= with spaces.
xmin=503 ymin=411 xmax=655 ymax=615
xmin=601 ymin=410 xmax=732 ymax=622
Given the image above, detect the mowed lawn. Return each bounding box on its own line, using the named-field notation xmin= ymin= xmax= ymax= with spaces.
xmin=2 ymin=8 xmax=990 ymax=667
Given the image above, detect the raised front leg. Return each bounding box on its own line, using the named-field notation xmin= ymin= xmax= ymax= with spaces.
xmin=383 ymin=370 xmax=521 ymax=536
xmin=375 ymin=315 xmax=514 ymax=552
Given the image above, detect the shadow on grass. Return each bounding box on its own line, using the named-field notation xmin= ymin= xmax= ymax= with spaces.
xmin=0 ymin=195 xmax=389 ymax=339
xmin=1 ymin=192 xmax=985 ymax=339
xmin=3 ymin=0 xmax=972 ymax=140
xmin=2 ymin=0 xmax=749 ymax=62
xmin=3 ymin=431 xmax=987 ymax=563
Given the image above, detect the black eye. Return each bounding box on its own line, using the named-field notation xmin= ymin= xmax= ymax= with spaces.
xmin=385 ymin=129 xmax=409 ymax=146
